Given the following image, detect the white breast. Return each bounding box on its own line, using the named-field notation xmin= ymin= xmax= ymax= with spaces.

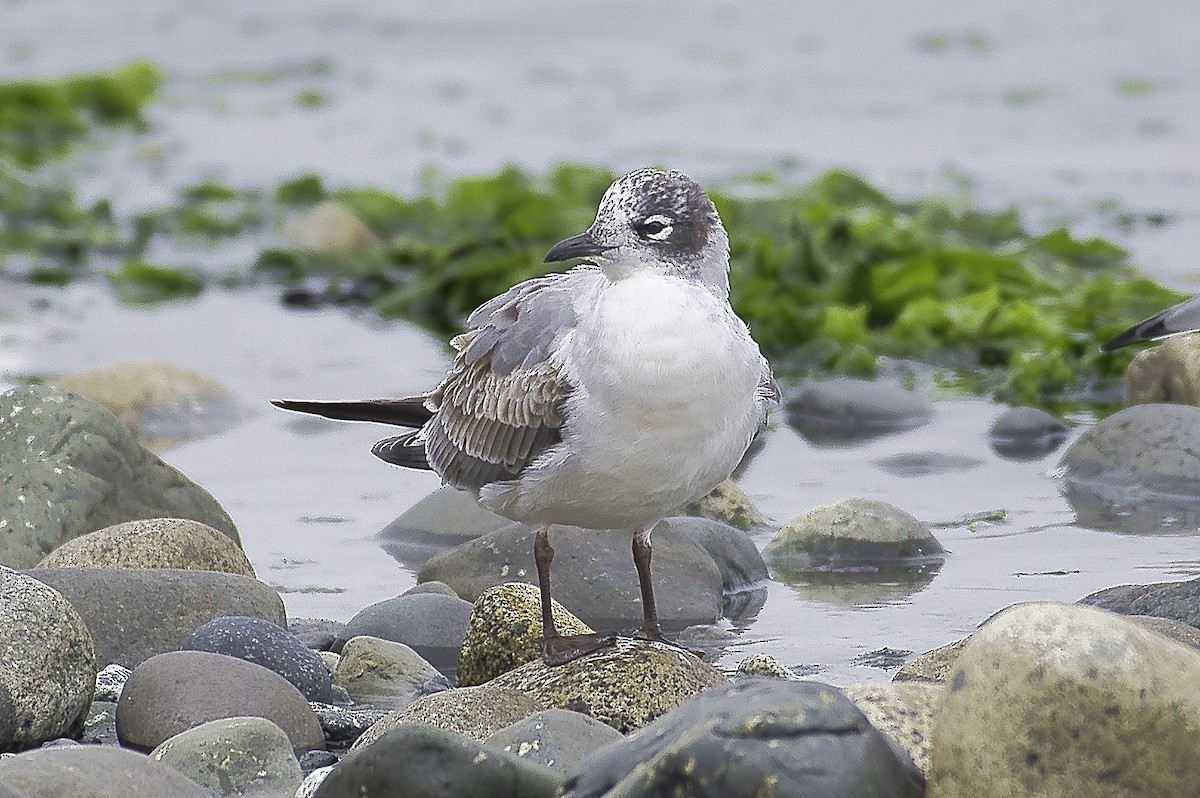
xmin=482 ymin=272 xmax=765 ymax=529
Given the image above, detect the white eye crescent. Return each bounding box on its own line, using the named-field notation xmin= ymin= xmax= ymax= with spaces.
xmin=639 ymin=214 xmax=673 ymax=241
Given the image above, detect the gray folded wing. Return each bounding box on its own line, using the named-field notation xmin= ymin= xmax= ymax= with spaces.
xmin=414 ymin=267 xmax=598 ymax=490
xmin=1102 ymin=294 xmax=1200 ymax=351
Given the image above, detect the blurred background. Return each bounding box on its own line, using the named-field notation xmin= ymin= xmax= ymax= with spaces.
xmin=2 ymin=0 xmax=1199 ymax=679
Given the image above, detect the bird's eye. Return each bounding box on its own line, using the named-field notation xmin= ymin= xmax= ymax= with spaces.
xmin=638 ymin=215 xmax=673 ymax=241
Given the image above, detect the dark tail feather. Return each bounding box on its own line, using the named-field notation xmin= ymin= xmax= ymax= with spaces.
xmin=271 ymin=397 xmax=434 ymax=428
xmin=372 ymin=431 xmax=432 ymax=470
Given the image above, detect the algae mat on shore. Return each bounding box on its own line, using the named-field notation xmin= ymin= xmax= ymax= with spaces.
xmin=0 ymin=64 xmax=1184 ymax=407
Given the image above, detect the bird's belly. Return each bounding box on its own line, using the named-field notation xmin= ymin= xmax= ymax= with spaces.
xmin=482 ymin=277 xmax=763 ymax=529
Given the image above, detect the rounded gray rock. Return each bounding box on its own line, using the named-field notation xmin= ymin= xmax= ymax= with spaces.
xmin=117 ymin=650 xmax=325 ymax=757
xmin=987 ymin=406 xmax=1069 ymax=460
xmin=150 ymin=716 xmax=303 ymax=797
xmin=332 ymin=635 xmax=448 ymax=709
xmin=486 ymin=709 xmax=624 ymax=773
xmin=0 ymin=745 xmax=213 ymax=797
xmin=418 ymin=521 xmax=724 ymax=633
xmin=38 ymin=517 xmax=254 ymax=576
xmin=1058 ymin=403 xmax=1200 ymax=529
xmin=182 ymin=615 xmax=333 ymax=702
xmin=25 ymin=567 xmax=286 ymax=669
xmin=0 ymin=567 xmax=96 ymax=750
xmin=0 ymin=383 xmax=238 ymax=568
xmin=929 ymin=602 xmax=1200 ymax=797
xmin=335 ymin=592 xmax=473 ymax=674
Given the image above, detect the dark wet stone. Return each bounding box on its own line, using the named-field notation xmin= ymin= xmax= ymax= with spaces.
xmin=851 ymin=646 xmax=913 ymax=670
xmin=662 ymin=517 xmax=767 ymax=593
xmin=182 ymin=615 xmax=334 ymax=702
xmin=0 ymin=745 xmax=213 ymax=797
xmin=299 ymin=749 xmax=339 ymax=775
xmin=0 ymin=384 xmax=239 ymax=568
xmin=316 ymin=723 xmax=560 ymax=798
xmin=333 ymin=592 xmax=473 ymax=675
xmin=485 ymin=709 xmax=624 ymax=773
xmin=310 ymin=702 xmax=391 ymax=747
xmin=1077 ymin=583 xmax=1158 ymax=613
xmin=418 ymin=521 xmax=723 ymax=633
xmin=561 ymin=679 xmax=923 ymax=798
xmin=785 ymin=378 xmax=933 ymax=445
xmin=378 ymin=486 xmax=511 ymax=568
xmin=987 ymin=406 xmax=1069 ymax=460
xmin=402 ymin=580 xmax=459 ymax=597
xmin=25 ymin=567 xmax=286 ymax=669
xmin=0 ymin=567 xmax=95 ymax=751
xmin=117 ymin=650 xmax=325 ymax=757
xmin=289 ymin=617 xmax=347 ymax=651
xmin=1126 ymin=578 xmax=1200 ymax=629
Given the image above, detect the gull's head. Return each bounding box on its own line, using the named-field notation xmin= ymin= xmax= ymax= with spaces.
xmin=544 ymin=168 xmax=731 ymax=293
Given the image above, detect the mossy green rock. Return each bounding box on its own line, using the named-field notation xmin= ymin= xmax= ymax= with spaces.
xmin=457 ymin=582 xmax=592 ymax=687
xmin=0 ymin=384 xmax=239 ymax=567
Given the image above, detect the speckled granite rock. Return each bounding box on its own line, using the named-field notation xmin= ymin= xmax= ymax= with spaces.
xmin=150 ymin=716 xmax=302 ymax=797
xmin=490 ymin=638 xmax=727 ymax=733
xmin=117 ymin=650 xmax=325 ymax=757
xmin=561 ymin=679 xmax=923 ymax=798
xmin=0 ymin=567 xmax=96 ymax=750
xmin=182 ymin=615 xmax=333 ymax=702
xmin=38 ymin=517 xmax=253 ymax=576
xmin=25 ymin=567 xmax=286 ymax=669
xmin=0 ymin=745 xmax=214 ymax=797
xmin=0 ymin=384 xmax=239 ymax=568
xmin=734 ymin=653 xmax=801 ymax=679
xmin=485 ymin=709 xmax=624 ymax=773
xmin=354 ymin=685 xmax=542 ymax=748
xmin=842 ymin=681 xmax=943 ymax=776
xmin=893 ymin=637 xmax=969 ymax=684
xmin=332 ymin=635 xmax=449 ymax=708
xmin=317 ymin=723 xmax=560 ymax=798
xmin=928 ymin=602 xmax=1200 ymax=797
xmin=457 ymin=582 xmax=593 ymax=687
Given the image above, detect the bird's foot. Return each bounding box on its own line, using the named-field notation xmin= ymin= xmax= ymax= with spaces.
xmin=542 ymin=632 xmax=620 ymax=666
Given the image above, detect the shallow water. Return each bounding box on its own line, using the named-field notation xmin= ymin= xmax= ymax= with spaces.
xmin=3 ymin=0 xmax=1200 ymax=681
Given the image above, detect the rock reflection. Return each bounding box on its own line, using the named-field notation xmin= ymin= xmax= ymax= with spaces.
xmin=770 ymin=560 xmax=942 ymax=607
